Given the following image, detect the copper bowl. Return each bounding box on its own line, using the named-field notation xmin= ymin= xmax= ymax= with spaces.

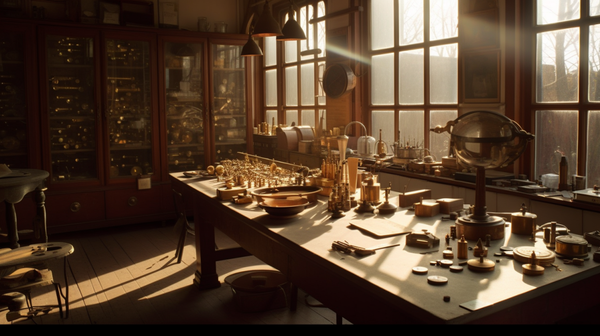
xmin=251 ymin=186 xmax=322 ymax=203
xmin=258 ymin=197 xmax=309 ymax=217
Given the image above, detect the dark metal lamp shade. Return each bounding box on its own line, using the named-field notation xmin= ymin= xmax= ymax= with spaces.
xmin=252 ymin=1 xmax=283 ymax=37
xmin=241 ymin=34 xmax=263 ymax=57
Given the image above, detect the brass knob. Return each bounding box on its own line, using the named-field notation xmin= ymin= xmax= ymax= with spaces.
xmin=70 ymin=202 xmax=81 ymax=212
xmin=128 ymin=196 xmax=138 ymax=206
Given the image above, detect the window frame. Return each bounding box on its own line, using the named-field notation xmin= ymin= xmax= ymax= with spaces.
xmin=260 ymin=0 xmax=327 ymax=129
xmin=366 ymin=0 xmax=460 ymax=159
xmin=521 ymin=0 xmax=600 ymax=184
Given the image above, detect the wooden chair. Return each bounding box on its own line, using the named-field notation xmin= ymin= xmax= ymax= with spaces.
xmin=172 ymin=189 xmax=194 ymax=264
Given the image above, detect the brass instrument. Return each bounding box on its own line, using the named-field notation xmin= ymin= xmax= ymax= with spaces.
xmin=53 ymin=86 xmax=84 ymax=92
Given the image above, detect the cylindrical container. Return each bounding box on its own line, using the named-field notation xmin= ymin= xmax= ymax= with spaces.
xmin=511 ymin=208 xmax=537 ymax=235
xmin=555 ymin=236 xmax=589 ymax=259
xmin=573 ymin=175 xmax=586 ymax=191
xmin=559 ymin=156 xmax=569 ymax=190
xmin=457 ymin=236 xmax=468 ymax=259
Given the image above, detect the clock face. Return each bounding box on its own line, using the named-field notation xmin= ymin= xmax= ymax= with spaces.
xmin=323 ymin=63 xmax=356 ymax=98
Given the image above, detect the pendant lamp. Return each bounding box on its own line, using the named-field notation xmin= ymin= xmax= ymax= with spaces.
xmin=277 ymin=6 xmax=306 ymax=41
xmin=241 ymin=27 xmax=263 ymax=57
xmin=252 ymin=0 xmax=283 ymax=38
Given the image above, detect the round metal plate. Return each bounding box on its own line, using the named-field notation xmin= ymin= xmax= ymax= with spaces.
xmin=412 ymin=266 xmax=428 ymax=275
xmin=513 ymin=246 xmax=556 ymax=266
xmin=427 ymin=275 xmax=448 ymax=285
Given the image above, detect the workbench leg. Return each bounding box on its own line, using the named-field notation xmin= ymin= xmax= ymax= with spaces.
xmin=192 ymin=193 xmax=220 ymax=290
xmin=290 ymin=283 xmax=298 ymax=312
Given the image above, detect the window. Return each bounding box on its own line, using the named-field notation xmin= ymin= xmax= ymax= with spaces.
xmin=369 ymin=0 xmax=458 ymax=161
xmin=262 ymin=1 xmax=326 ymax=129
xmin=525 ymin=0 xmax=600 ymax=187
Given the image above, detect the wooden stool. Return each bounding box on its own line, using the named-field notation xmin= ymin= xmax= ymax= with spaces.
xmin=0 ymin=242 xmax=74 ymax=319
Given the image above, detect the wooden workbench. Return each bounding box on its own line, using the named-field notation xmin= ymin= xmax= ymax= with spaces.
xmin=170 ymin=173 xmax=600 ymax=324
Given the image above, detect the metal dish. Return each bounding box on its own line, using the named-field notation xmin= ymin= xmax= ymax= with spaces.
xmin=258 ymin=197 xmax=309 ymax=217
xmin=251 ymin=185 xmax=322 ymax=203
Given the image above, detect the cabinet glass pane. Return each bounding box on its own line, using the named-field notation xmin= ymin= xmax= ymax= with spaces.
xmin=164 ymin=42 xmax=204 ymax=172
xmin=213 ymin=44 xmax=246 ymax=162
xmin=0 ymin=30 xmax=28 ymax=168
xmin=45 ymin=35 xmax=97 ymax=181
xmin=106 ymin=39 xmax=154 ymax=178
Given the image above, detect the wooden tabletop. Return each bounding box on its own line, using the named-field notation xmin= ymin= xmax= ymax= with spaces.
xmin=173 ymin=173 xmax=600 ymax=324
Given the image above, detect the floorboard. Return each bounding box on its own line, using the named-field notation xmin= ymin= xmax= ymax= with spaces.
xmin=0 ymin=222 xmax=348 ymax=325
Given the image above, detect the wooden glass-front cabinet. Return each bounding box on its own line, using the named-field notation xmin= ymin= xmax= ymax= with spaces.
xmin=210 ymin=41 xmax=248 ymax=163
xmin=161 ymin=38 xmax=207 ymax=172
xmin=0 ymin=22 xmax=40 ymax=170
xmin=159 ymin=33 xmax=250 ymax=173
xmin=1 ymin=19 xmax=253 ymax=233
xmin=40 ymin=27 xmax=160 ymax=184
xmin=38 ymin=25 xmax=168 ymax=231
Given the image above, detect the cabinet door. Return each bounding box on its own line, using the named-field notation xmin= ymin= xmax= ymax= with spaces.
xmin=104 ymin=34 xmax=158 ymax=180
xmin=162 ymin=40 xmax=206 ymax=172
xmin=0 ymin=22 xmax=40 ymax=169
xmin=210 ymin=42 xmax=248 ymax=163
xmin=40 ymin=28 xmax=101 ymax=184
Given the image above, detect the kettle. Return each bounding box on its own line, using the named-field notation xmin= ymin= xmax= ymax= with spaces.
xmin=344 ymin=121 xmax=375 ymax=157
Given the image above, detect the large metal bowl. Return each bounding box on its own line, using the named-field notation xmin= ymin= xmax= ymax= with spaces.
xmin=250 ymin=185 xmax=322 ymax=203
xmin=258 ymin=197 xmax=309 ymax=217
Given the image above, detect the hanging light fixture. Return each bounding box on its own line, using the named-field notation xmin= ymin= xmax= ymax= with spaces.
xmin=277 ymin=2 xmax=306 ymax=42
xmin=252 ymin=0 xmax=283 ymax=38
xmin=241 ymin=26 xmax=263 ymax=57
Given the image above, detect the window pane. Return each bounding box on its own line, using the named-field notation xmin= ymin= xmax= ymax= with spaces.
xmin=430 ymin=110 xmax=457 ymax=161
xmin=372 ymin=110 xmax=395 ymax=155
xmin=285 ymin=40 xmax=298 ymax=63
xmin=318 ymin=109 xmax=326 ymax=131
xmin=302 ymin=110 xmax=315 ymax=127
xmin=318 ymin=62 xmax=326 ymax=105
xmin=301 ymin=5 xmax=314 ymax=60
xmin=589 ymin=24 xmax=600 ymax=101
xmin=592 ymin=0 xmax=600 ymax=17
xmin=286 ymin=110 xmax=298 ymax=126
xmin=265 ymin=69 xmax=277 ymax=107
xmin=536 ymin=28 xmax=580 ymax=103
xmin=371 ymin=0 xmax=394 ymax=50
xmin=286 ymin=66 xmax=298 ymax=106
xmin=264 ymin=36 xmax=276 ymax=67
xmin=534 ymin=110 xmax=578 ymax=181
xmin=536 ymin=0 xmax=580 ymax=25
xmin=430 ymin=44 xmax=458 ymax=104
xmin=587 ymin=110 xmax=600 ymax=187
xmin=399 ymin=49 xmax=424 ymax=104
xmin=399 ymin=0 xmax=424 ymax=46
xmin=398 ymin=110 xmax=424 ymax=149
xmin=301 ymin=63 xmax=315 ymax=106
xmin=317 ymin=1 xmax=326 ymax=58
xmin=371 ymin=53 xmax=395 ymax=105
xmin=429 ymin=0 xmax=458 ymax=41
xmin=266 ymin=110 xmax=278 ymax=128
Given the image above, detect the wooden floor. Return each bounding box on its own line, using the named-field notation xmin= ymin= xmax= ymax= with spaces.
xmin=0 ymin=221 xmax=348 ymax=325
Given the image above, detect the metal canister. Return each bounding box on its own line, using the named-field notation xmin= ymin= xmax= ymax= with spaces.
xmin=510 ymin=204 xmax=537 ymax=235
xmin=555 ymin=235 xmax=589 ymax=259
